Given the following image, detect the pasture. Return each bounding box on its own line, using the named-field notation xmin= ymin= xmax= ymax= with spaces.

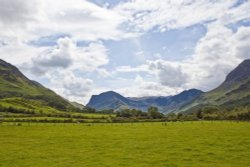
xmin=0 ymin=121 xmax=250 ymax=167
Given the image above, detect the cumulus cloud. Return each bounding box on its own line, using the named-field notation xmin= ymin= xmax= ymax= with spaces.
xmin=0 ymin=0 xmax=250 ymax=104
xmin=22 ymin=37 xmax=109 ymax=75
xmin=27 ymin=37 xmax=73 ymax=74
xmin=0 ymin=0 xmax=40 ymax=26
xmin=116 ymin=60 xmax=188 ymax=88
xmin=115 ymin=75 xmax=182 ymax=98
xmin=48 ymin=71 xmax=94 ymax=103
xmin=148 ymin=60 xmax=188 ymax=87
xmin=37 ymin=0 xmax=130 ymax=41
xmin=184 ymin=23 xmax=250 ymax=90
xmin=116 ymin=22 xmax=250 ymax=92
xmin=0 ymin=0 xmax=42 ymax=44
xmin=6 ymin=37 xmax=110 ymax=104
xmin=233 ymin=27 xmax=250 ymax=60
xmin=73 ymin=42 xmax=109 ymax=72
xmin=0 ymin=0 xmax=136 ymax=45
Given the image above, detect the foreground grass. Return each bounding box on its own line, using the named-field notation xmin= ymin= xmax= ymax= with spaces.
xmin=0 ymin=121 xmax=250 ymax=167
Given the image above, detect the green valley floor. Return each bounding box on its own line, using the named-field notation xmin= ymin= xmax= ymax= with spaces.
xmin=0 ymin=121 xmax=250 ymax=167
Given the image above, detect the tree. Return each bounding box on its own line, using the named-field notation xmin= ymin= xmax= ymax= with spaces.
xmin=196 ymin=109 xmax=203 ymax=119
xmin=147 ymin=106 xmax=163 ymax=119
xmin=166 ymin=113 xmax=177 ymax=121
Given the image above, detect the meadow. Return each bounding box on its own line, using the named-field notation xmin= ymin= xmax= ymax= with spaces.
xmin=0 ymin=121 xmax=250 ymax=167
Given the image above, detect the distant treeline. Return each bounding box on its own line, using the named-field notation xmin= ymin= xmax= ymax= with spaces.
xmin=0 ymin=105 xmax=109 ymax=119
xmin=113 ymin=106 xmax=250 ymax=121
xmin=1 ymin=104 xmax=250 ymax=123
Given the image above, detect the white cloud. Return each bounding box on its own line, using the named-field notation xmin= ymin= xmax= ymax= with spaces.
xmin=232 ymin=26 xmax=250 ymax=60
xmin=0 ymin=36 xmax=110 ymax=104
xmin=96 ymin=68 xmax=112 ymax=78
xmin=0 ymin=43 xmax=45 ymax=66
xmin=0 ymin=0 xmax=39 ymax=26
xmin=148 ymin=59 xmax=188 ymax=87
xmin=72 ymin=42 xmax=109 ymax=72
xmin=115 ymin=22 xmax=250 ymax=92
xmin=0 ymin=0 xmax=250 ymax=104
xmin=116 ymin=64 xmax=149 ymax=73
xmin=36 ymin=0 xmax=130 ymax=41
xmin=116 ymin=75 xmax=182 ymax=97
xmin=184 ymin=23 xmax=250 ymax=90
xmin=26 ymin=37 xmax=74 ymax=75
xmin=0 ymin=0 xmax=136 ymax=44
xmin=115 ymin=0 xmax=238 ymax=32
xmin=48 ymin=71 xmax=93 ymax=104
xmin=21 ymin=37 xmax=109 ymax=75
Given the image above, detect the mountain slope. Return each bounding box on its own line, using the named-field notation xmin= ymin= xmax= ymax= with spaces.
xmin=0 ymin=59 xmax=75 ymax=111
xmin=179 ymin=59 xmax=250 ymax=113
xmin=87 ymin=89 xmax=203 ymax=113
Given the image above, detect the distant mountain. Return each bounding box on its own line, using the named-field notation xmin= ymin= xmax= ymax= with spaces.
xmin=179 ymin=59 xmax=250 ymax=113
xmin=86 ymin=91 xmax=132 ymax=110
xmin=70 ymin=102 xmax=85 ymax=110
xmin=87 ymin=89 xmax=203 ymax=113
xmin=0 ymin=59 xmax=75 ymax=111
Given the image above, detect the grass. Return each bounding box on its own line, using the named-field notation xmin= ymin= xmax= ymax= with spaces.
xmin=0 ymin=121 xmax=250 ymax=167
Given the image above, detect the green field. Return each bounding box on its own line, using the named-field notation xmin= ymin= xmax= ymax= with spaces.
xmin=0 ymin=121 xmax=250 ymax=167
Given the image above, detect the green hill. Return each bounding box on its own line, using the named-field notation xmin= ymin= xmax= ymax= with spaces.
xmin=179 ymin=59 xmax=250 ymax=114
xmin=0 ymin=59 xmax=76 ymax=111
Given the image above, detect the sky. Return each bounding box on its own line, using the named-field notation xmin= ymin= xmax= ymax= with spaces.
xmin=0 ymin=0 xmax=250 ymax=104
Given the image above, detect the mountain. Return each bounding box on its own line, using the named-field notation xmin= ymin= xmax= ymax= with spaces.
xmin=179 ymin=59 xmax=250 ymax=113
xmin=87 ymin=89 xmax=203 ymax=113
xmin=0 ymin=59 xmax=75 ymax=111
xmin=70 ymin=102 xmax=85 ymax=110
xmin=86 ymin=91 xmax=132 ymax=111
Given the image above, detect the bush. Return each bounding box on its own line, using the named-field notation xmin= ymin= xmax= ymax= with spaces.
xmin=148 ymin=106 xmax=164 ymax=119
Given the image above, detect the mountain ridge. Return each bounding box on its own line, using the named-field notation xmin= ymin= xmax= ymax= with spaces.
xmin=87 ymin=89 xmax=203 ymax=113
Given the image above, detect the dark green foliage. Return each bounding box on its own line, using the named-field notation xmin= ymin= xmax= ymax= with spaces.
xmin=98 ymin=109 xmax=115 ymax=114
xmin=116 ymin=108 xmax=147 ymax=118
xmin=81 ymin=106 xmax=96 ymax=113
xmin=147 ymin=106 xmax=164 ymax=119
xmin=167 ymin=106 xmax=250 ymax=121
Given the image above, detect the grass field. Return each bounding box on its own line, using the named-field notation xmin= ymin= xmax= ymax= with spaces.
xmin=0 ymin=121 xmax=250 ymax=167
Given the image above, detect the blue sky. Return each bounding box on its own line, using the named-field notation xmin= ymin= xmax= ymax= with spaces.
xmin=0 ymin=0 xmax=250 ymax=104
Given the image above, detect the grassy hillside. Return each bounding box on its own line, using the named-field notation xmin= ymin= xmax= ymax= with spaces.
xmin=179 ymin=59 xmax=250 ymax=114
xmin=0 ymin=59 xmax=76 ymax=111
xmin=0 ymin=121 xmax=249 ymax=167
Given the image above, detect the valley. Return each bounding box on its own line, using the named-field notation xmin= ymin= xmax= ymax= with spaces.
xmin=1 ymin=121 xmax=250 ymax=167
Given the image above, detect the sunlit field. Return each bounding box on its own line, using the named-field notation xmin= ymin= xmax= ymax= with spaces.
xmin=1 ymin=121 xmax=250 ymax=167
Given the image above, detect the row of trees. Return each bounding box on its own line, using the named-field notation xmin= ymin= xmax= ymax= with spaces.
xmin=195 ymin=107 xmax=250 ymax=121
xmin=116 ymin=106 xmax=250 ymax=121
xmin=116 ymin=106 xmax=164 ymax=119
xmin=0 ymin=105 xmax=36 ymax=114
xmin=165 ymin=107 xmax=250 ymax=121
xmin=1 ymin=104 xmax=250 ymax=123
xmin=0 ymin=105 xmax=108 ymax=119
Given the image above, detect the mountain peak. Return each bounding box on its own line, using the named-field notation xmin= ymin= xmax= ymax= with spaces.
xmin=225 ymin=59 xmax=250 ymax=83
xmin=179 ymin=59 xmax=250 ymax=113
xmin=0 ymin=59 xmax=30 ymax=83
xmin=100 ymin=91 xmax=120 ymax=95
